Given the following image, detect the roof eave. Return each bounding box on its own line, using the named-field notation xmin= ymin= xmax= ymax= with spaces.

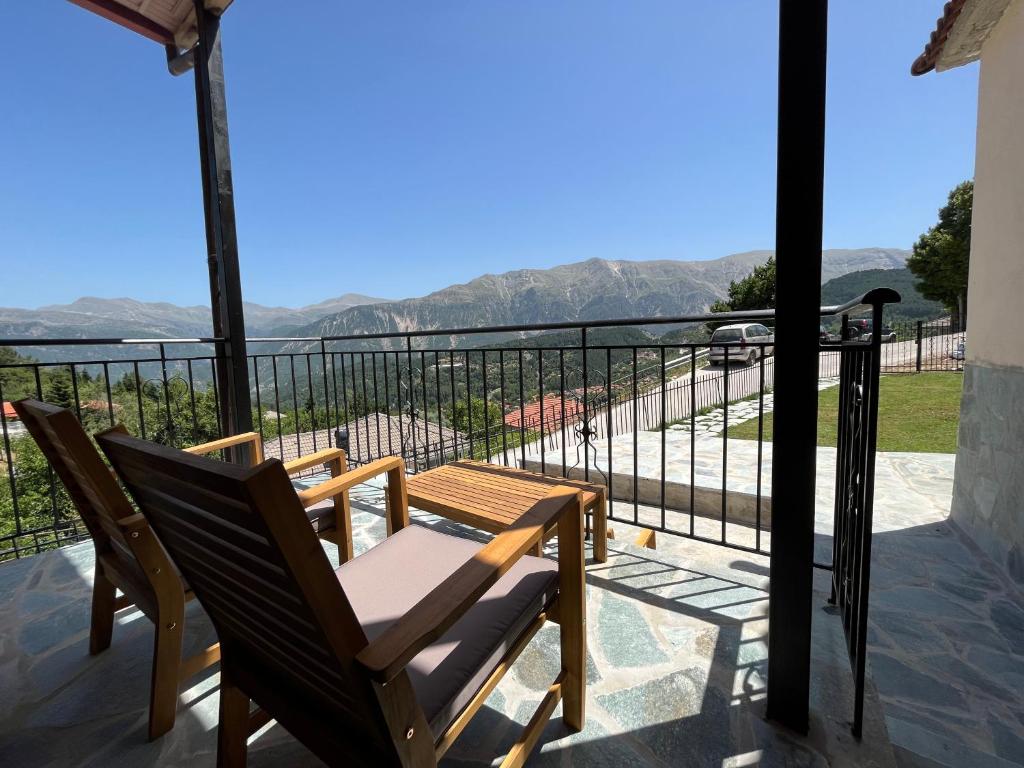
xmin=66 ymin=0 xmax=234 ymax=51
xmin=912 ymin=0 xmax=1014 ymax=76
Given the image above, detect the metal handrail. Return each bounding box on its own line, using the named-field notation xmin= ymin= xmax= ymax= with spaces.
xmin=0 ymin=336 xmax=225 ymax=347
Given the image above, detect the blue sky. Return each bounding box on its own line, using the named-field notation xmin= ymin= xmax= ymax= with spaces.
xmin=1 ymin=2 xmax=979 ymax=309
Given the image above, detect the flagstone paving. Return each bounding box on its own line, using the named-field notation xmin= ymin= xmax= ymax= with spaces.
xmin=0 ymin=482 xmax=896 ymax=767
xmin=633 ymin=449 xmax=1024 ymax=768
xmin=664 ymin=376 xmax=837 ymax=437
xmin=2 ymin=453 xmax=1021 ymax=767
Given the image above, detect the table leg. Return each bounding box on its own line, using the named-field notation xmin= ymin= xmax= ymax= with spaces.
xmin=592 ymin=494 xmax=608 ymax=563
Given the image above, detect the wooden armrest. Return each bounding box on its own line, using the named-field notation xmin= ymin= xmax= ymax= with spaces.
xmin=282 ymin=447 xmax=346 ymax=476
xmin=355 ymin=486 xmax=583 ymax=683
xmin=296 ymin=456 xmax=404 ymax=507
xmin=185 ymin=432 xmax=263 ymax=464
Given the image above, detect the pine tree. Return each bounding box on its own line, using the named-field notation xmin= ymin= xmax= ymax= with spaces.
xmin=44 ymin=372 xmax=75 ymax=408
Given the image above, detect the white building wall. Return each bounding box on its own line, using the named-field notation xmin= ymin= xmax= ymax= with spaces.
xmin=951 ymin=0 xmax=1024 ymax=585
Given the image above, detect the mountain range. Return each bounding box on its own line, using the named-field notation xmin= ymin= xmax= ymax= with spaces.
xmin=2 ymin=248 xmax=909 ymax=357
xmin=295 ymin=248 xmax=909 ymax=340
xmin=0 ymin=294 xmax=387 ymax=342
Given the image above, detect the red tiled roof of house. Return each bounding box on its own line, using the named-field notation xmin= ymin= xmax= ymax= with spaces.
xmin=912 ymin=0 xmax=969 ymax=75
xmin=504 ymin=396 xmax=583 ymax=431
xmin=262 ymin=413 xmax=464 ymax=466
xmin=2 ymin=402 xmax=18 ymax=420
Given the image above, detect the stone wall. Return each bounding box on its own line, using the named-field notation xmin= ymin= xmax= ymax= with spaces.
xmin=951 ymin=362 xmax=1024 ymax=585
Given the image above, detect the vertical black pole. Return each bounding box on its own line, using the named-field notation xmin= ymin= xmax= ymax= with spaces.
xmin=766 ymin=0 xmax=828 ymax=734
xmin=193 ymin=1 xmax=253 ymax=444
xmin=915 ymin=320 xmax=923 ymax=372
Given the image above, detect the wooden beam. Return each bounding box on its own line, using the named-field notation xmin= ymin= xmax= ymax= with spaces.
xmin=193 ymin=0 xmax=253 ymax=448
xmin=67 ymin=0 xmax=175 ymax=45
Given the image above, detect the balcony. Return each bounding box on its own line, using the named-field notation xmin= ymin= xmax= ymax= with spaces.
xmin=4 ymin=2 xmax=1023 ymax=766
xmin=3 ymin=300 xmax=1021 ymax=767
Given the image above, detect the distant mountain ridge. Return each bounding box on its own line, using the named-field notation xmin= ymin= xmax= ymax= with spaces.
xmin=0 ymin=293 xmax=389 ymax=342
xmin=298 ymin=248 xmax=909 ymax=340
xmin=1 ymin=249 xmax=908 ymax=353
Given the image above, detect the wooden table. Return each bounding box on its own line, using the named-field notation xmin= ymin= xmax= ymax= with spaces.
xmin=406 ymin=460 xmax=609 ymax=562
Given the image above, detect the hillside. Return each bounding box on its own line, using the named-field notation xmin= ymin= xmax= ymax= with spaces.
xmin=820 ymin=268 xmax=943 ymax=322
xmin=298 ymin=248 xmax=908 ymax=342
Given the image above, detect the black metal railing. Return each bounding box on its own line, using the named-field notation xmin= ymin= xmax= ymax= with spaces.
xmin=825 ymin=291 xmax=896 ymax=738
xmin=1 ymin=293 xmax=902 ymax=564
xmin=826 ymin=316 xmax=965 ymax=372
xmin=0 ymin=339 xmax=224 ymax=559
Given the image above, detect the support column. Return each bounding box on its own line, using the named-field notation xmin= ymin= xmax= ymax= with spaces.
xmin=766 ymin=0 xmax=828 ymax=734
xmin=193 ymin=1 xmax=253 ymax=441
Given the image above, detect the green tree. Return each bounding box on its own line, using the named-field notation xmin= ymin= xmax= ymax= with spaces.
xmin=446 ymin=396 xmax=503 ymax=434
xmin=0 ymin=435 xmax=75 ymax=537
xmin=707 ymin=257 xmax=776 ymax=332
xmin=44 ymin=371 xmax=75 ymax=408
xmin=0 ymin=347 xmax=37 ymax=401
xmin=907 ymin=180 xmax=972 ymax=329
xmin=710 ymin=257 xmax=776 ymax=314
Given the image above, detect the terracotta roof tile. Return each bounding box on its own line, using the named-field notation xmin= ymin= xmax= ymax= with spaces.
xmin=504 ymin=396 xmax=583 ymax=431
xmin=912 ymin=0 xmax=969 ymax=75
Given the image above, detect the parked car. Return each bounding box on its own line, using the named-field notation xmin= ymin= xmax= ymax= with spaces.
xmin=951 ymin=340 xmax=966 ymax=360
xmin=875 ymin=326 xmax=897 ymax=343
xmin=845 ymin=319 xmax=896 ymax=342
xmin=708 ymin=323 xmax=774 ymax=366
xmin=844 ymin=318 xmax=872 ymax=340
xmin=820 ymin=325 xmax=841 ymax=343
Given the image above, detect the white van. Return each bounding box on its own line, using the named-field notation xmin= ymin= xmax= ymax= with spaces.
xmin=708 ymin=323 xmax=774 ymax=366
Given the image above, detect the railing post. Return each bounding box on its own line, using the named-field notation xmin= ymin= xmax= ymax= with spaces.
xmin=915 ymin=321 xmax=923 ymax=372
xmin=581 ymin=326 xmax=590 ymax=482
xmin=406 ymin=337 xmax=417 ymax=470
xmin=159 ymin=343 xmax=174 ymax=444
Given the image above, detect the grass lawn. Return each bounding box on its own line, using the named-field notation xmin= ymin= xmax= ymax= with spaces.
xmin=726 ymin=373 xmax=963 ymax=453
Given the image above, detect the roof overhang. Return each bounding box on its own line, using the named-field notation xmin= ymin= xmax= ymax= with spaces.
xmin=67 ymin=0 xmax=233 ymax=50
xmin=912 ymin=0 xmax=1014 ymax=75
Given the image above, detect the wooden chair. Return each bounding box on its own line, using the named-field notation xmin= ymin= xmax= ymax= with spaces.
xmin=11 ymin=399 xmax=353 ymax=740
xmin=181 ymin=431 xmax=355 ymax=562
xmin=97 ymin=429 xmax=588 ymax=768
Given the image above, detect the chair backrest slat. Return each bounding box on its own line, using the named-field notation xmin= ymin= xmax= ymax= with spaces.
xmin=12 ymin=400 xmax=159 ymax=584
xmin=96 ymin=429 xmax=398 ymax=754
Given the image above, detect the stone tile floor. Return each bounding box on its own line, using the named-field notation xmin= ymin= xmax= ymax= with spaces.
xmin=639 ymin=453 xmax=1024 ymax=768
xmin=2 ymin=459 xmax=1021 ymax=767
xmin=0 ymin=483 xmax=895 ymax=768
xmin=866 ymin=516 xmax=1024 ymax=768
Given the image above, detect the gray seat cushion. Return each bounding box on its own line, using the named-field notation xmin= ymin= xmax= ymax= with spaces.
xmin=302 ymin=498 xmax=336 ymax=532
xmin=335 ymin=524 xmax=558 ymax=739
